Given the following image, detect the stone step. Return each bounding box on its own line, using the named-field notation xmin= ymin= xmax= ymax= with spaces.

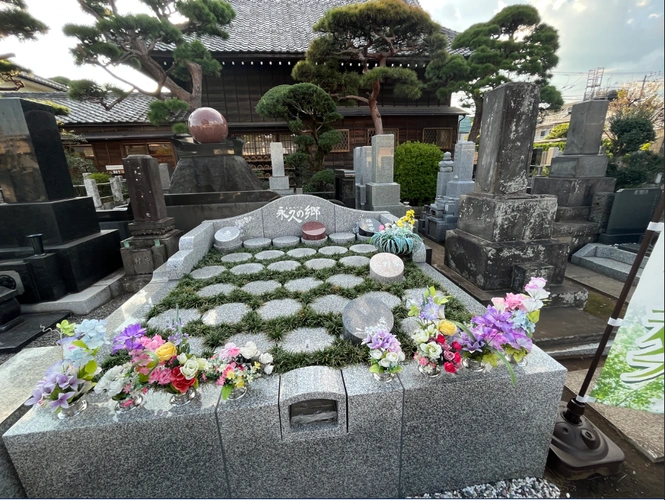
xmin=574 ymin=256 xmax=643 ymax=282
xmin=545 ymin=283 xmax=589 ymax=308
xmin=552 ymin=220 xmax=599 ymax=238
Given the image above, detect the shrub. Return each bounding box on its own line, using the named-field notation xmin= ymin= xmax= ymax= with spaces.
xmin=607 ymin=151 xmax=664 ymax=190
xmin=303 ymin=168 xmax=335 ymax=193
xmin=394 ymin=141 xmax=443 ymax=206
xmin=533 ymin=141 xmax=566 ymax=152
xmin=545 ymin=123 xmax=568 ymax=139
xmin=87 ymin=172 xmax=111 ymax=183
xmin=65 ymin=151 xmax=96 ymax=184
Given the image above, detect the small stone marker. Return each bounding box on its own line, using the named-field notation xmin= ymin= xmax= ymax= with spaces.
xmin=326 ymin=274 xmax=364 ymax=289
xmin=304 ymin=258 xmax=337 ymax=270
xmin=229 ymin=263 xmax=264 ymax=275
xmin=329 ymin=232 xmax=356 ymax=244
xmin=254 ymin=250 xmax=285 ymax=261
xmin=339 ymin=255 xmax=371 ymax=268
xmin=342 ymin=296 xmax=394 ymax=344
xmin=243 ymin=237 xmax=272 ymax=250
xmin=241 ymin=280 xmax=282 ymax=295
xmin=349 ymin=244 xmax=378 ymax=254
xmin=258 ymin=298 xmax=302 ymax=321
xmin=272 ymin=236 xmax=300 ymax=248
xmin=197 ymin=283 xmax=237 ymax=298
xmin=287 ymin=248 xmax=317 ymax=259
xmin=357 ymin=218 xmax=382 ymax=237
xmin=221 ymin=252 xmax=252 ymax=263
xmin=284 ymin=277 xmax=323 ymax=293
xmin=369 ymin=252 xmax=404 ymax=283
xmin=267 ymin=260 xmax=301 ymax=272
xmin=302 ymin=221 xmax=327 ymax=240
xmin=318 ymin=246 xmax=348 ymax=256
xmin=190 ymin=265 xmax=225 ymax=280
xmin=280 ymin=327 xmax=335 ymax=354
xmin=214 ymin=226 xmax=242 ymax=251
xmin=202 ymin=303 xmax=250 ymax=326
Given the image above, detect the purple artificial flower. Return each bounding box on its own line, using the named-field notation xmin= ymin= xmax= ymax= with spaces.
xmin=112 ymin=323 xmax=146 ymax=353
xmin=419 ymin=298 xmax=440 ymax=322
xmin=49 ymin=390 xmax=77 ymax=410
xmin=25 ymin=386 xmax=46 ymax=406
xmin=168 ymin=330 xmax=189 ymax=347
xmin=362 ymin=330 xmax=401 ymax=352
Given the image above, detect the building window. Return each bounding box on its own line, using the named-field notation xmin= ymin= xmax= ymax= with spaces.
xmin=422 ymin=128 xmax=453 ymax=149
xmin=70 ymin=145 xmax=95 ymax=159
xmin=124 ymin=144 xmax=148 ymax=156
xmin=367 ymin=128 xmax=399 ymax=146
xmin=239 ymin=133 xmax=277 ymax=155
xmin=331 ymin=129 xmax=350 ymax=152
xmin=278 ymin=133 xmax=298 ymax=154
xmin=540 ymin=129 xmax=548 ymax=138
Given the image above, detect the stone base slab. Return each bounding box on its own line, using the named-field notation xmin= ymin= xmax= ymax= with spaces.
xmin=269 ymin=176 xmax=290 ymax=190
xmin=4 ymin=351 xmax=565 ymax=498
xmin=550 ymin=155 xmax=608 ymax=178
xmin=366 ymin=182 xmax=400 ymax=209
xmin=556 ymin=206 xmax=591 ymax=221
xmin=426 ymin=216 xmax=457 ymax=242
xmin=457 ymin=193 xmax=558 ymax=242
xmin=444 ymin=229 xmax=568 ymax=290
xmin=532 ymin=176 xmax=616 ymax=207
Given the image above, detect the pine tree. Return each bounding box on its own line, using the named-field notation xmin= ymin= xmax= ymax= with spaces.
xmin=63 ymin=0 xmax=235 ymax=131
xmin=292 ymin=0 xmax=448 ymax=135
xmin=426 ymin=4 xmax=563 ymax=142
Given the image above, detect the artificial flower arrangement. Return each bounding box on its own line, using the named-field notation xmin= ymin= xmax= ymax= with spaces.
xmin=26 ymin=319 xmax=107 ymax=417
xmin=407 ymin=287 xmax=463 ymax=376
xmin=369 ymin=209 xmax=423 ymax=256
xmin=361 ymin=322 xmax=406 ymax=379
xmin=205 ymin=341 xmax=274 ymax=400
xmin=456 ymin=277 xmax=550 ymax=378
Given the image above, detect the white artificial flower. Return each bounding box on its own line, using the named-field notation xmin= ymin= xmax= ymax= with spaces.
xmin=259 ymin=353 xmax=273 ymax=364
xmin=379 ymin=357 xmax=392 ymax=368
xmin=412 ymin=329 xmax=429 ymax=344
xmin=240 ymin=341 xmax=259 ymax=359
xmin=398 ymin=351 xmax=406 ymax=362
xmin=522 ymin=297 xmax=544 ymax=313
xmin=94 ymin=364 xmax=125 ymax=394
xmin=180 ymin=358 xmax=200 ymax=380
xmin=264 ymin=364 xmax=274 ymax=375
xmin=370 ymin=349 xmax=383 ymax=360
xmin=385 ymin=352 xmax=399 ymax=363
xmin=177 ymin=353 xmax=188 ymax=365
xmin=196 ymin=357 xmax=210 ymax=372
xmin=528 ymin=288 xmax=550 ymax=301
xmin=421 ymin=342 xmax=442 ymax=360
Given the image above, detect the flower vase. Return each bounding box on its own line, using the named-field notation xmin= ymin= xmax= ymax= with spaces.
xmin=227 ymin=386 xmax=248 ymax=400
xmin=170 ymin=387 xmax=198 ymax=407
xmin=463 ymin=357 xmax=486 ymax=373
xmin=418 ymin=363 xmax=442 ymax=378
xmin=114 ymin=392 xmax=144 ymax=413
xmin=373 ymin=371 xmax=396 ymax=382
xmin=515 ymin=356 xmax=528 ymax=367
xmin=57 ymin=397 xmax=87 ymax=420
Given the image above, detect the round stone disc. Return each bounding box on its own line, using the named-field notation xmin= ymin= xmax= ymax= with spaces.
xmin=214 ymin=226 xmax=241 ymax=248
xmin=358 ymin=218 xmax=382 ymax=237
xmin=301 ymin=221 xmax=327 ymax=240
xmin=369 ymin=252 xmax=405 ymax=283
xmin=342 ymin=296 xmax=394 ymax=344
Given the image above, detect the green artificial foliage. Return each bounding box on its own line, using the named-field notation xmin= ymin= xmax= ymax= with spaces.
xmin=426 ymin=4 xmax=562 ymax=142
xmin=545 ymin=123 xmax=568 ymax=140
xmin=87 ymin=172 xmax=110 ymax=183
xmin=370 ymin=226 xmax=423 ymax=255
xmin=256 ymin=83 xmax=342 ymax=185
xmin=0 ymin=0 xmax=48 ymax=41
xmin=63 ymin=0 xmax=235 ymax=123
xmin=292 ymin=0 xmax=447 ymax=134
xmin=607 ymin=151 xmax=664 ymax=190
xmin=533 ymin=140 xmax=566 ymax=152
xmin=393 ymin=141 xmax=443 ymax=206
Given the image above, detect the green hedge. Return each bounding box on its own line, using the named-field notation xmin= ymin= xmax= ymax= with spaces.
xmin=394 ymin=141 xmax=443 ymax=206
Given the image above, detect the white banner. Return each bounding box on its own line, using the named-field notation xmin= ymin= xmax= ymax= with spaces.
xmin=590 ymin=235 xmax=664 ymax=414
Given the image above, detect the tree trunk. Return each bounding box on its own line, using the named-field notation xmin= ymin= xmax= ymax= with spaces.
xmin=368 ymin=79 xmax=383 ymax=134
xmin=468 ymin=97 xmax=483 ymax=144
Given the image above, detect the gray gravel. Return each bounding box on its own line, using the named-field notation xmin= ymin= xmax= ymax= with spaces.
xmin=407 ymin=477 xmax=561 ymax=499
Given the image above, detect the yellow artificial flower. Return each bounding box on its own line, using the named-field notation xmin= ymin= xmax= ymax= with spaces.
xmin=155 ymin=342 xmax=177 ymax=362
xmin=437 ymin=320 xmax=457 ymax=336
xmin=235 ymin=378 xmax=245 ymax=388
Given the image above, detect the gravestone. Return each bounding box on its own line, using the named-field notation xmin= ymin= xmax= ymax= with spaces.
xmin=598 ymin=188 xmax=661 ymax=244
xmin=342 ymin=296 xmax=394 ymax=344
xmin=425 ymin=141 xmax=477 ymax=242
xmin=364 ymin=135 xmax=406 ymax=217
xmin=301 ymin=221 xmax=326 ymax=241
xmin=533 ymin=100 xmax=616 ymax=254
xmin=357 ymin=218 xmax=382 ymax=237
xmin=214 ymin=226 xmax=242 ymax=251
xmin=369 ymin=253 xmax=404 ymax=283
xmin=445 ymin=83 xmax=570 ymax=291
xmin=353 ymin=146 xmax=373 ymax=209
xmin=120 ymin=155 xmax=182 ymax=276
xmin=268 ymin=142 xmax=294 ymax=195
xmin=0 ymin=98 xmax=121 ymax=304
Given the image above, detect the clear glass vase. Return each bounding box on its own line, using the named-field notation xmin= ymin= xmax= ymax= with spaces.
xmin=418 ymin=363 xmax=442 ymax=377
xmin=373 ymin=371 xmax=396 ymax=382
xmin=227 ymin=386 xmax=248 ymax=400
xmin=57 ymin=397 xmax=87 ymax=420
xmin=463 ymin=357 xmax=486 ymax=373
xmin=169 ymin=387 xmax=198 ymax=406
xmin=114 ymin=392 xmax=144 ymax=413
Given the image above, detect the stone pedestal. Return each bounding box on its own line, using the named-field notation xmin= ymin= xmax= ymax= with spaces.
xmin=531 ymin=100 xmax=616 ymax=254
xmin=268 ymin=142 xmax=294 ymax=195
xmin=0 ymin=286 xmax=23 ymax=333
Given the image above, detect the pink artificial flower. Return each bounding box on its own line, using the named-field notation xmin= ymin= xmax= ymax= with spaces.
xmin=379 ymin=225 xmax=385 ymax=231
xmin=418 ymin=356 xmax=428 ymax=366
xmin=525 ymin=277 xmax=547 ymax=292
xmin=443 ymin=350 xmax=455 ymax=361
xmin=444 ymin=362 xmax=457 ymax=374
xmin=505 ymin=293 xmax=527 ymax=311
xmin=223 ymin=365 xmax=235 ymax=379
xmin=148 ymin=366 xmax=172 ymax=385
xmin=220 ymin=342 xmax=240 ymax=359
xmin=140 ymin=334 xmax=165 ymax=351
xmin=491 ymin=297 xmax=506 ymax=313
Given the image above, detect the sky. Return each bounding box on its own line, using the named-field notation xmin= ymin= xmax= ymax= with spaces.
xmin=2 ymin=0 xmax=664 ymax=111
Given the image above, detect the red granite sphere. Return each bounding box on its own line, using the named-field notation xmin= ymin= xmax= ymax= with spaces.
xmin=188 ymin=107 xmax=228 ymax=143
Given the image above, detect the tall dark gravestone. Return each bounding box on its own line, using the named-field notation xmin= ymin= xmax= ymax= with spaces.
xmin=0 ymin=98 xmax=121 ymax=305
xmin=444 ymin=83 xmax=571 ymax=293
